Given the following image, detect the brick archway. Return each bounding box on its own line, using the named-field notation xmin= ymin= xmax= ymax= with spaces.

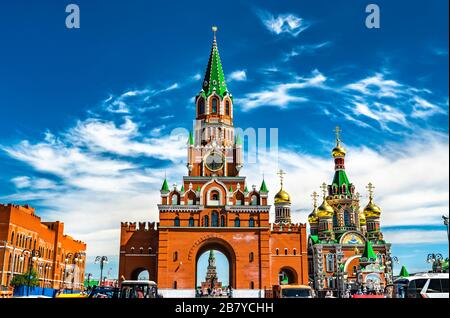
xmin=192 ymin=237 xmax=237 ymax=288
xmin=131 ymin=267 xmax=151 ymax=280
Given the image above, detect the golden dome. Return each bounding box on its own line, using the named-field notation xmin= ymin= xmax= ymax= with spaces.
xmin=274 ymin=189 xmax=291 ymax=204
xmin=332 ymin=144 xmax=346 ymax=158
xmin=364 ymin=200 xmax=381 ymax=218
xmin=359 ymin=210 xmax=366 ymax=225
xmin=317 ymin=200 xmax=334 ymax=218
xmin=308 ymin=210 xmax=319 ymax=224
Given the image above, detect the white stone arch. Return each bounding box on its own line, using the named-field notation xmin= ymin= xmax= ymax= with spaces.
xmin=343 ymin=254 xmax=362 ymax=273
xmin=199 ymin=178 xmax=228 ymax=205
xmin=184 ymin=189 xmax=197 ymax=205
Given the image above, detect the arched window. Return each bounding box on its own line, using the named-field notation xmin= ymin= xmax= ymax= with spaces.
xmin=249 ymin=217 xmax=255 ymax=227
xmin=293 ymin=248 xmax=297 ymax=256
xmin=225 ymin=100 xmax=230 ymax=115
xmin=204 ymin=215 xmax=209 ymax=227
xmin=326 ymin=254 xmax=335 ymax=272
xmin=333 ymin=185 xmax=337 ymax=194
xmin=249 ymin=252 xmax=254 ymax=262
xmin=198 ymin=98 xmax=205 ymax=115
xmin=210 ymin=190 xmax=220 ymax=201
xmin=234 ymin=217 xmax=240 ymax=227
xmin=130 ymin=247 xmax=134 ymax=254
xmin=172 ymin=194 xmax=179 ymax=205
xmin=220 ymin=215 xmax=226 ymax=227
xmin=284 ymin=248 xmax=288 ymax=255
xmin=250 ymin=281 xmax=254 ymax=289
xmin=333 ymin=213 xmax=338 ymax=227
xmin=187 ymin=192 xmax=196 ymax=205
xmin=189 ymin=217 xmax=195 ymax=227
xmin=251 ymin=195 xmax=258 ymax=205
xmin=235 ymin=192 xmax=244 ymax=205
xmin=148 ymin=247 xmax=153 ymax=254
xmin=173 ymin=281 xmax=177 ymax=289
xmin=344 ymin=210 xmax=351 ymax=226
xmin=140 ymin=247 xmax=144 ymax=254
xmin=342 ymin=184 xmax=347 ymax=194
xmin=10 ymin=232 xmax=14 ymax=245
xmin=174 ymin=217 xmax=180 ymax=227
xmin=211 ymin=211 xmax=219 ymax=227
xmin=211 ymin=98 xmax=218 ymax=113
xmin=173 ymin=251 xmax=178 ymax=262
xmin=276 ymin=248 xmax=279 ymax=255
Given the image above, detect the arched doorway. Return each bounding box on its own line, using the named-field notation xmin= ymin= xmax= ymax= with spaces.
xmin=278 ymin=267 xmax=298 ymax=285
xmin=194 ymin=238 xmax=236 ymax=291
xmin=131 ymin=268 xmax=150 ymax=281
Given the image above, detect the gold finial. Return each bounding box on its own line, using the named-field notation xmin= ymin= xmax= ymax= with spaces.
xmin=366 ymin=182 xmax=375 ymax=201
xmin=311 ymin=191 xmax=319 ymax=208
xmin=320 ymin=182 xmax=328 ymax=199
xmin=334 ymin=126 xmax=342 ymax=144
xmin=212 ymin=26 xmax=218 ymax=41
xmin=277 ymin=169 xmax=286 ymax=189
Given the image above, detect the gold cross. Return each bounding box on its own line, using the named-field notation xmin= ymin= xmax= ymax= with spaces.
xmin=366 ymin=182 xmax=375 ymax=198
xmin=277 ymin=169 xmax=286 ymax=188
xmin=334 ymin=126 xmax=342 ymax=142
xmin=311 ymin=191 xmax=319 ymax=208
xmin=320 ymin=182 xmax=328 ymax=198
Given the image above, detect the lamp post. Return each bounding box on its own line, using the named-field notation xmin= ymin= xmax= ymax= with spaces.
xmin=443 ymin=215 xmax=449 ymax=243
xmin=25 ymin=249 xmax=41 ymax=296
xmin=427 ymin=253 xmax=444 ymax=273
xmin=94 ymin=256 xmax=108 ymax=286
xmin=385 ymin=256 xmax=399 ymax=279
xmin=86 ymin=273 xmax=93 ymax=290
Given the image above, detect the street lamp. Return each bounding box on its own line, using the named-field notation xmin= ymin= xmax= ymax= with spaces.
xmin=427 ymin=253 xmax=444 ymax=273
xmin=443 ymin=215 xmax=449 ymax=243
xmin=94 ymin=256 xmax=108 ymax=286
xmin=23 ymin=249 xmax=41 ymax=296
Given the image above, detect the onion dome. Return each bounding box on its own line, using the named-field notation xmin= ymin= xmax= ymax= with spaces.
xmin=332 ymin=126 xmax=346 ymax=158
xmin=317 ymin=199 xmax=334 ymax=218
xmin=364 ymin=182 xmax=381 ymax=218
xmin=274 ymin=189 xmax=291 ymax=204
xmin=359 ymin=210 xmax=367 ymax=225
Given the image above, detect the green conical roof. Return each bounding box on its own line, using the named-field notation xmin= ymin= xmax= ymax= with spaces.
xmin=180 ymin=185 xmax=185 ymax=192
xmin=332 ymin=170 xmax=351 ymax=194
xmin=244 ymin=184 xmax=249 ymax=192
xmin=235 ymin=134 xmax=242 ymax=146
xmin=399 ymin=265 xmax=409 ymax=277
xmin=260 ymin=179 xmax=268 ymax=192
xmin=361 ymin=240 xmax=376 ymax=261
xmin=188 ymin=131 xmax=194 ymax=146
xmin=196 ymin=186 xmax=201 ymax=192
xmin=229 ymin=184 xmax=233 ymax=192
xmin=161 ymin=179 xmax=169 ymax=192
xmin=202 ymin=36 xmax=228 ymax=98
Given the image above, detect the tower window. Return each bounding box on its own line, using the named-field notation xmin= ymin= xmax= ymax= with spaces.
xmin=250 ymin=281 xmax=254 ymax=289
xmin=249 ymin=217 xmax=255 ymax=227
xmin=249 ymin=252 xmax=254 ymax=262
xmin=234 ymin=217 xmax=240 ymax=227
xmin=173 ymin=251 xmax=178 ymax=262
xmin=211 ymin=211 xmax=219 ymax=227
xmin=220 ymin=215 xmax=226 ymax=227
xmin=204 ymin=215 xmax=209 ymax=227
xmin=276 ymin=248 xmax=279 ymax=255
xmin=211 ymin=98 xmax=218 ymax=113
xmin=225 ymin=100 xmax=230 ymax=115
xmin=344 ymin=210 xmax=351 ymax=226
xmin=198 ymin=98 xmax=205 ymax=115
xmin=284 ymin=248 xmax=288 ymax=255
xmin=326 ymin=254 xmax=335 ymax=272
xmin=172 ymin=194 xmax=179 ymax=205
xmin=251 ymin=195 xmax=258 ymax=205
xmin=189 ymin=217 xmax=195 ymax=227
xmin=174 ymin=217 xmax=180 ymax=227
xmin=333 ymin=213 xmax=339 ymax=227
xmin=293 ymin=248 xmax=297 ymax=256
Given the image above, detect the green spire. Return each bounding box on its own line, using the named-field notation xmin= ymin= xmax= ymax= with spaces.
xmin=161 ymin=178 xmax=169 ymax=192
xmin=180 ymin=185 xmax=185 ymax=192
xmin=201 ymin=27 xmax=228 ymax=98
xmin=399 ymin=265 xmax=410 ymax=277
xmin=260 ymin=179 xmax=268 ymax=193
xmin=361 ymin=240 xmax=376 ymax=261
xmin=196 ymin=186 xmax=201 ymax=192
xmin=229 ymin=184 xmax=233 ymax=192
xmin=188 ymin=131 xmax=194 ymax=146
xmin=235 ymin=134 xmax=242 ymax=145
xmin=244 ymin=184 xmax=249 ymax=192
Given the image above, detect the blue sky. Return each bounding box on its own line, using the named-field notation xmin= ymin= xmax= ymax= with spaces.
xmin=0 ymin=0 xmax=448 ymax=280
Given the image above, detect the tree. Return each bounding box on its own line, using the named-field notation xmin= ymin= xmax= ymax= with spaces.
xmin=10 ymin=269 xmax=39 ymax=288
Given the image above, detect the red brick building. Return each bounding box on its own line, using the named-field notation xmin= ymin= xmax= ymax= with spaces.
xmin=0 ymin=204 xmax=87 ymax=291
xmin=119 ymin=29 xmax=309 ymax=298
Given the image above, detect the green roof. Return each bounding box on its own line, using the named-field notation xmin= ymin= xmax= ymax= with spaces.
xmin=399 ymin=265 xmax=410 ymax=277
xmin=201 ymin=37 xmax=228 ymax=98
xmin=161 ymin=179 xmax=170 ymax=191
xmin=180 ymin=185 xmax=185 ymax=192
xmin=332 ymin=170 xmax=351 ymax=194
xmin=196 ymin=186 xmax=201 ymax=192
xmin=235 ymin=134 xmax=242 ymax=145
xmin=361 ymin=240 xmax=376 ymax=261
xmin=229 ymin=184 xmax=233 ymax=192
xmin=260 ymin=179 xmax=268 ymax=192
xmin=188 ymin=131 xmax=194 ymax=145
xmin=310 ymin=235 xmax=319 ymax=244
xmin=244 ymin=184 xmax=249 ymax=192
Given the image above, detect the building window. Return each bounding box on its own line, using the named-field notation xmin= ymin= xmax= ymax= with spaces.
xmin=342 ymin=184 xmax=347 ymax=194
xmin=249 ymin=252 xmax=254 ymax=262
xmin=173 ymin=251 xmax=178 ymax=262
xmin=173 ymin=281 xmax=177 ymax=289
xmin=172 ymin=194 xmax=179 ymax=205
xmin=148 ymin=247 xmax=153 ymax=254
xmin=211 ymin=211 xmax=219 ymax=227
xmin=140 ymin=247 xmax=144 ymax=254
xmin=225 ymin=100 xmax=230 ymax=115
xmin=198 ymin=98 xmax=205 ymax=115
xmin=344 ymin=210 xmax=351 ymax=226
xmin=352 ymin=266 xmax=357 ymax=275
xmin=211 ymin=98 xmax=218 ymax=113
xmin=220 ymin=215 xmax=226 ymax=227
xmin=249 ymin=217 xmax=255 ymax=227
xmin=234 ymin=217 xmax=240 ymax=227
xmin=250 ymin=281 xmax=254 ymax=289
xmin=333 ymin=213 xmax=338 ymax=227
xmin=293 ymin=248 xmax=297 ymax=256
xmin=204 ymin=215 xmax=209 ymax=227
xmin=326 ymin=254 xmax=335 ymax=272
xmin=130 ymin=247 xmax=135 ymax=254
xmin=284 ymin=248 xmax=288 ymax=255
xmin=10 ymin=232 xmax=14 ymax=245
xmin=189 ymin=217 xmax=195 ymax=227
xmin=235 ymin=192 xmax=244 ymax=205
xmin=276 ymin=248 xmax=279 ymax=255
xmin=251 ymin=195 xmax=258 ymax=205
xmin=174 ymin=217 xmax=180 ymax=227
xmin=210 ymin=190 xmax=220 ymax=201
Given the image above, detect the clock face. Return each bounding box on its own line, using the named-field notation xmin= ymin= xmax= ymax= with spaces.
xmin=205 ymin=152 xmax=224 ymax=171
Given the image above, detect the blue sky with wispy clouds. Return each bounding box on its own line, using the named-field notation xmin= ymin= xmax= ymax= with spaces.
xmin=0 ymin=0 xmax=448 ymax=281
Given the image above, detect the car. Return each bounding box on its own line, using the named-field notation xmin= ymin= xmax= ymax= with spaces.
xmin=87 ymin=285 xmax=120 ymax=298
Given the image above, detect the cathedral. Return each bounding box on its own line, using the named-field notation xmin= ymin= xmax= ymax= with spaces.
xmin=118 ymin=28 xmax=308 ymax=298
xmin=307 ymin=128 xmax=393 ymax=297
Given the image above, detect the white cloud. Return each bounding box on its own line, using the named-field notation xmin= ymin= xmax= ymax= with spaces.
xmin=411 ymin=96 xmax=446 ymax=118
xmin=236 ymin=69 xmax=327 ymax=110
xmin=228 ymin=70 xmax=247 ymax=82
xmin=284 ymin=42 xmax=332 ymax=61
xmin=345 ymin=73 xmax=402 ymax=98
xmin=257 ymin=10 xmax=310 ymax=37
xmin=383 ymin=230 xmax=448 ymax=245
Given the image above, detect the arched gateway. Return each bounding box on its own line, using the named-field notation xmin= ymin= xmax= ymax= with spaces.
xmin=118 ymin=28 xmax=309 ymax=298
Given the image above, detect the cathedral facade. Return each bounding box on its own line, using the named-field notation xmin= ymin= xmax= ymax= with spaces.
xmin=118 ymin=30 xmax=308 ymax=298
xmin=307 ymin=129 xmax=394 ymax=297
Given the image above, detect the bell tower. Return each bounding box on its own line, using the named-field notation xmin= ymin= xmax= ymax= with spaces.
xmin=187 ymin=26 xmax=243 ymax=177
